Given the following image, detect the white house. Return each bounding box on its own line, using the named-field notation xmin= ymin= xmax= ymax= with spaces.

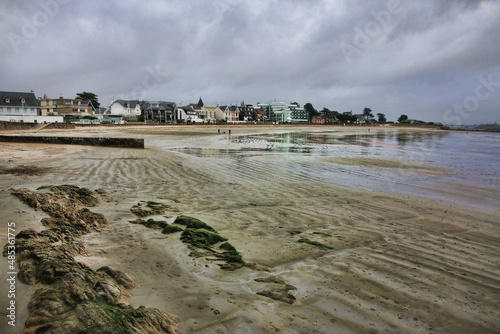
xmin=0 ymin=91 xmax=39 ymax=117
xmin=108 ymin=100 xmax=142 ymax=117
xmin=214 ymin=105 xmax=230 ymax=121
xmin=177 ymin=105 xmax=203 ymax=123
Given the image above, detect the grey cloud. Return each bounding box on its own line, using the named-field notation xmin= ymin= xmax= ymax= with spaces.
xmin=1 ymin=0 xmax=499 ymax=124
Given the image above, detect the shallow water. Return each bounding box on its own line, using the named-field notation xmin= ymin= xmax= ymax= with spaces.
xmin=166 ymin=129 xmax=500 ymax=212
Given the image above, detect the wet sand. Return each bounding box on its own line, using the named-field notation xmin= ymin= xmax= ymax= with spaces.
xmin=1 ymin=125 xmax=499 ymax=333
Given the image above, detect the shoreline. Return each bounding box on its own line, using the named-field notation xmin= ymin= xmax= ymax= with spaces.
xmin=1 ymin=126 xmax=499 ymax=333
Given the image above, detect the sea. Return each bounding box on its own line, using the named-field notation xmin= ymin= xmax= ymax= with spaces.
xmin=171 ymin=129 xmax=500 ymax=212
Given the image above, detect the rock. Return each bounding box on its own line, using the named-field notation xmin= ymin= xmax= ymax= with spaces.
xmin=98 ymin=266 xmax=136 ymax=290
xmin=256 ymin=290 xmax=297 ymax=304
xmin=255 ymin=275 xmax=297 ymax=304
xmin=7 ymin=186 xmax=182 ymax=334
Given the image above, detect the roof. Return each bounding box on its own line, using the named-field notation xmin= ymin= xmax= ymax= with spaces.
xmin=112 ymin=100 xmax=141 ymax=108
xmin=196 ymin=97 xmax=204 ymax=109
xmin=142 ymin=101 xmax=176 ymax=111
xmin=0 ymin=91 xmax=39 ymax=107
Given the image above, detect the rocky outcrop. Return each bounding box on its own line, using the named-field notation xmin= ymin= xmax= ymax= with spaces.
xmin=255 ymin=276 xmax=297 ymax=304
xmin=5 ymin=186 xmax=182 ymax=334
xmin=130 ymin=201 xmax=178 ymax=217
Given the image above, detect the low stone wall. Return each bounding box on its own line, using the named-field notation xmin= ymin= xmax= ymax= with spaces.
xmin=0 ymin=121 xmax=75 ymax=130
xmin=0 ymin=135 xmax=144 ymax=149
xmin=0 ymin=121 xmax=37 ymax=130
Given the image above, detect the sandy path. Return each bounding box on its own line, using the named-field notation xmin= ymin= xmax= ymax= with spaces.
xmin=1 ymin=125 xmax=499 ymax=333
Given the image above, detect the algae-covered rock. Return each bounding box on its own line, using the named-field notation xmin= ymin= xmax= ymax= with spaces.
xmin=162 ymin=225 xmax=184 ymax=234
xmin=297 ymin=238 xmax=333 ymax=250
xmin=180 ymin=228 xmax=227 ymax=249
xmin=130 ymin=201 xmax=172 ymax=217
xmin=255 ymin=275 xmax=298 ymax=304
xmin=173 ymin=215 xmax=215 ymax=231
xmin=6 ymin=186 xmax=182 ymax=334
xmin=129 ymin=218 xmax=169 ymax=230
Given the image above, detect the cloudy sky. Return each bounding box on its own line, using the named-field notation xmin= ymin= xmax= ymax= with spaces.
xmin=1 ymin=0 xmax=499 ymax=124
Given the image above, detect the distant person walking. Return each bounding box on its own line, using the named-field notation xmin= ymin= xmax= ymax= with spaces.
xmin=228 ymin=129 xmax=231 ymax=135
xmin=218 ymin=129 xmax=220 ymax=135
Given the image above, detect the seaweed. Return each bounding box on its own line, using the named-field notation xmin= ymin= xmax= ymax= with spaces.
xmin=219 ymin=242 xmax=236 ymax=251
xmin=297 ymin=238 xmax=333 ymax=250
xmin=180 ymin=228 xmax=227 ymax=249
xmin=173 ymin=215 xmax=215 ymax=231
xmin=130 ymin=201 xmax=170 ymax=217
xmin=129 ymin=218 xmax=168 ymax=230
xmin=288 ymin=230 xmax=302 ymax=236
xmin=162 ymin=225 xmax=183 ymax=234
xmin=312 ymin=232 xmax=332 ymax=237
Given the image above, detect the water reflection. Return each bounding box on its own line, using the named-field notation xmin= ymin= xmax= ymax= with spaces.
xmin=238 ymin=130 xmax=450 ymax=148
xmin=171 ymin=130 xmax=450 ymax=158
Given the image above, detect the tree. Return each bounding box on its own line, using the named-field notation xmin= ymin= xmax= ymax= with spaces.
xmin=362 ymin=108 xmax=374 ymax=122
xmin=304 ymin=103 xmax=319 ymax=122
xmin=398 ymin=114 xmax=409 ymax=123
xmin=76 ymin=91 xmax=100 ymax=109
xmin=337 ymin=111 xmax=357 ymax=124
xmin=377 ymin=113 xmax=387 ymax=123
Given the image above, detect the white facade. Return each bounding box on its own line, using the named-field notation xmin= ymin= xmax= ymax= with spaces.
xmin=214 ymin=106 xmax=230 ymax=121
xmin=176 ymin=107 xmax=203 ymax=123
xmin=0 ymin=106 xmax=38 ymax=117
xmin=0 ymin=115 xmax=63 ymax=123
xmin=108 ymin=100 xmax=142 ymax=116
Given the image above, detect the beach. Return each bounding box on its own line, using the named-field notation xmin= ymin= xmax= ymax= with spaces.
xmin=1 ymin=125 xmax=499 ymax=333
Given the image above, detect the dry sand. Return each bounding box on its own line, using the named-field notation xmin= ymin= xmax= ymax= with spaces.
xmin=1 ymin=125 xmax=499 ymax=333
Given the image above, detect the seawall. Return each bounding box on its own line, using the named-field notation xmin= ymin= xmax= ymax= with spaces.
xmin=0 ymin=135 xmax=144 ymax=149
xmin=0 ymin=121 xmax=75 ymax=131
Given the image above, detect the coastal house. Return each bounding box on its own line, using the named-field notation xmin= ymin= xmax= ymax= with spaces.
xmin=252 ymin=108 xmax=266 ymax=121
xmin=312 ymin=115 xmax=326 ymax=124
xmin=0 ymin=91 xmax=40 ymax=117
xmin=108 ymin=100 xmax=143 ymax=118
xmin=142 ymin=101 xmax=177 ymax=123
xmin=40 ymin=96 xmax=93 ymax=116
xmin=353 ymin=114 xmax=366 ymax=124
xmin=176 ymin=97 xmax=205 ymax=123
xmin=204 ymin=106 xmax=217 ymax=123
xmin=214 ymin=105 xmax=229 ymax=122
xmin=176 ymin=105 xmax=202 ymax=123
xmin=228 ymin=105 xmax=240 ymax=122
xmin=238 ymin=104 xmax=254 ymax=121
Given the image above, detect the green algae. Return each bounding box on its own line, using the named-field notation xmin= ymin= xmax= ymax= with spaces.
xmin=180 ymin=228 xmax=227 ymax=249
xmin=297 ymin=238 xmax=333 ymax=250
xmin=173 ymin=215 xmax=215 ymax=231
xmin=162 ymin=225 xmax=183 ymax=234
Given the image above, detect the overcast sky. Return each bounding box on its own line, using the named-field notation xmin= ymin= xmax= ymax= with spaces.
xmin=1 ymin=0 xmax=499 ymax=124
